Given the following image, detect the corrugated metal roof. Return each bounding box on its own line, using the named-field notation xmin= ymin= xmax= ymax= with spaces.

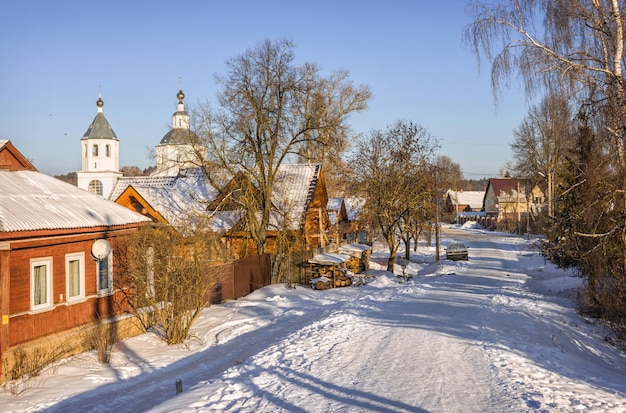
xmin=0 ymin=170 xmax=151 ymax=233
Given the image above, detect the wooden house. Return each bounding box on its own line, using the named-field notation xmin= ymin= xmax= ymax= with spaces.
xmin=0 ymin=140 xmax=151 ymax=381
xmin=212 ymin=164 xmax=332 ymax=257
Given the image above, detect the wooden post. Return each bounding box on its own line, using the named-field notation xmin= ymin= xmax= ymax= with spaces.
xmin=175 ymin=379 xmax=183 ymax=394
xmin=0 ymin=244 xmax=11 ymax=379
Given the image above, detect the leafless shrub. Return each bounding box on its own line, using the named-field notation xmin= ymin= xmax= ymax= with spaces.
xmin=2 ymin=343 xmax=68 ymax=396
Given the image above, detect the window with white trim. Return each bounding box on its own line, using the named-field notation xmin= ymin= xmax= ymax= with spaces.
xmin=97 ymin=254 xmax=113 ymax=294
xmin=31 ymin=257 xmax=52 ymax=311
xmin=66 ymin=252 xmax=85 ymax=302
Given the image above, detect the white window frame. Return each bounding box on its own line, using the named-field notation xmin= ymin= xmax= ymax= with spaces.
xmin=97 ymin=254 xmax=113 ymax=295
xmin=66 ymin=252 xmax=85 ymax=302
xmin=31 ymin=257 xmax=53 ymax=311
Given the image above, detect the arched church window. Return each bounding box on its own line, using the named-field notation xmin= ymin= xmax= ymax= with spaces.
xmin=92 ymin=144 xmax=99 ymax=156
xmin=88 ymin=180 xmax=103 ymax=196
xmin=84 ymin=144 xmax=87 ymax=157
xmin=105 ymin=144 xmax=111 ymax=157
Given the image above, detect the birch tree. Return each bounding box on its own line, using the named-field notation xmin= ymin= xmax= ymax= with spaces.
xmin=466 ymin=0 xmax=626 ymax=326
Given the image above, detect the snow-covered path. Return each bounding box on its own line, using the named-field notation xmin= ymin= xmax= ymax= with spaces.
xmin=2 ymin=228 xmax=626 ymax=412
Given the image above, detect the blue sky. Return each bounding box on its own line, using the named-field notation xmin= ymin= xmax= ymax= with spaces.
xmin=0 ymin=1 xmax=528 ymax=179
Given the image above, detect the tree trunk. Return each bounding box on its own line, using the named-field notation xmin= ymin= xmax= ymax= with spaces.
xmin=387 ymin=247 xmax=397 ymax=273
xmin=404 ymin=238 xmax=411 ymax=260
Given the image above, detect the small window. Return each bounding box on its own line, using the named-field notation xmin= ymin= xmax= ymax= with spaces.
xmin=66 ymin=252 xmax=85 ymax=302
xmin=105 ymin=144 xmax=111 ymax=157
xmin=97 ymin=254 xmax=113 ymax=294
xmin=31 ymin=257 xmax=52 ymax=311
xmin=92 ymin=144 xmax=99 ymax=156
xmin=88 ymin=180 xmax=103 ymax=196
xmin=84 ymin=144 xmax=87 ymax=157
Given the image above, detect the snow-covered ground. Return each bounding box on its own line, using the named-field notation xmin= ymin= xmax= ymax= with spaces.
xmin=2 ymin=226 xmax=626 ymax=412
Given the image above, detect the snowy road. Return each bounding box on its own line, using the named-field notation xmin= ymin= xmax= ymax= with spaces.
xmin=2 ymin=228 xmax=626 ymax=412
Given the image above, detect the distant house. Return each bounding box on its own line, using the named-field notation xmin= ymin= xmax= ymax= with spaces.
xmin=483 ymin=178 xmax=528 ymax=217
xmin=0 ymin=140 xmax=150 ymax=381
xmin=327 ymin=197 xmax=349 ymax=244
xmin=343 ymin=197 xmax=368 ymax=244
xmin=480 ymin=177 xmax=546 ymax=231
xmin=445 ymin=190 xmax=485 ymax=213
xmin=327 ymin=197 xmax=368 ymax=245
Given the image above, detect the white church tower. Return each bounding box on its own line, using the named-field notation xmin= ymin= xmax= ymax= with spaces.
xmin=76 ymin=94 xmax=122 ymax=197
xmin=152 ymin=88 xmax=204 ymax=176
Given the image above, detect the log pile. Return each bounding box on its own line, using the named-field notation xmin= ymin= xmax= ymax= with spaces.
xmin=310 ymin=266 xmax=353 ymax=289
xmin=338 ymin=243 xmax=372 ymax=273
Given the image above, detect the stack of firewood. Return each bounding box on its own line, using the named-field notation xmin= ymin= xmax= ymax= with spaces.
xmin=310 ymin=266 xmax=353 ymax=289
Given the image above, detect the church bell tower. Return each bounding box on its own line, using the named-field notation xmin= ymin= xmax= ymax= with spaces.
xmin=76 ymin=93 xmax=122 ymax=197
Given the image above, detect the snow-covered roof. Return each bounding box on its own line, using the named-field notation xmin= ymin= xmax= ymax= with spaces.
xmin=327 ymin=197 xmax=343 ymax=211
xmin=338 ymin=243 xmax=371 ymax=258
xmin=344 ymin=197 xmax=365 ymax=221
xmin=0 ymin=170 xmax=150 ymax=233
xmin=308 ymin=252 xmax=350 ymax=265
xmin=110 ymin=168 xmax=219 ymax=226
xmin=271 ymin=164 xmax=321 ymax=230
xmin=447 ymin=190 xmax=485 ymax=209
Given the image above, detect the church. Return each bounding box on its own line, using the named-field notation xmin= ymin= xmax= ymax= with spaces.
xmin=76 ymin=88 xmax=201 ymax=198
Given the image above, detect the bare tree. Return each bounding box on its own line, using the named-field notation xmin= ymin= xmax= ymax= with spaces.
xmin=436 ymin=155 xmax=463 ymax=190
xmin=352 ymin=120 xmax=438 ymax=272
xmin=195 ymin=38 xmax=371 ymax=255
xmin=511 ymin=92 xmax=574 ymax=216
xmin=466 ymin=0 xmax=626 ymax=330
xmin=115 ymin=223 xmax=225 ymax=345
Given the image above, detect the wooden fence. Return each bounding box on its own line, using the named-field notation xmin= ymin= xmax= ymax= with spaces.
xmin=211 ymin=254 xmax=272 ymax=303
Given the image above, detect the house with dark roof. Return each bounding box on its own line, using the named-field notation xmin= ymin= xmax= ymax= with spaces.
xmin=483 ymin=178 xmax=528 ymax=217
xmin=0 ymin=140 xmax=151 ymax=381
xmin=481 ymin=177 xmax=546 ymax=231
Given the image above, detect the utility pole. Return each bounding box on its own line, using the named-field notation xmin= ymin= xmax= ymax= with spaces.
xmin=547 ymin=170 xmax=553 ymax=217
xmin=435 ymin=167 xmax=440 ymax=262
xmin=517 ymin=179 xmax=521 ymax=235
